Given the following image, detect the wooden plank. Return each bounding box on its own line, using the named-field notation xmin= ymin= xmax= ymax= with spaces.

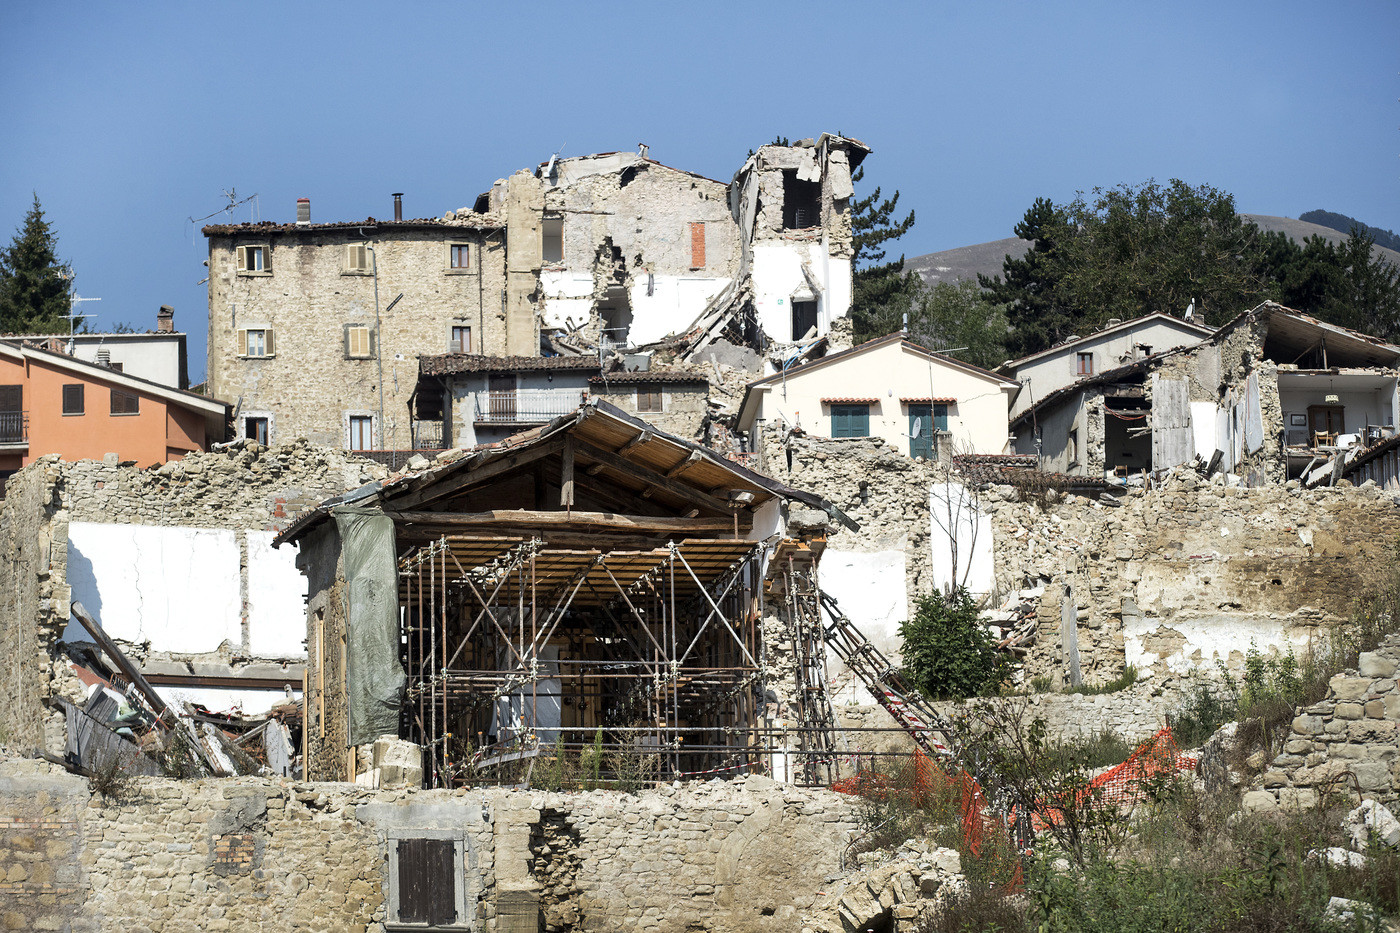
xmin=388 ymin=437 xmax=567 ymax=510
xmin=617 ymin=430 xmax=653 ymax=456
xmin=665 ymin=450 xmax=703 ymax=479
xmin=560 ymin=437 xmax=575 ymax=508
xmin=386 ymin=509 xmax=739 ymax=533
xmin=70 ymin=602 xmax=170 ymax=720
xmin=571 ymin=438 xmax=732 ymax=515
xmin=1150 ymin=375 xmax=1193 ymax=470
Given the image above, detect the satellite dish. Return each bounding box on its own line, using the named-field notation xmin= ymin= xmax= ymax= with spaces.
xmin=910 ymin=421 xmax=923 ymax=439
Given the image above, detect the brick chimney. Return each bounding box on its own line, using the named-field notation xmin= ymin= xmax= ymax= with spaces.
xmin=157 ymin=305 xmax=174 ymax=333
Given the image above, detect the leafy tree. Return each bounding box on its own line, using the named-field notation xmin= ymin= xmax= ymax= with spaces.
xmin=849 ymin=165 xmax=918 ymax=338
xmin=1255 ymin=228 xmax=1400 ymax=338
xmin=899 ymin=588 xmax=1006 ymax=700
xmin=856 ymin=279 xmax=1009 ymax=370
xmin=0 ymin=195 xmax=71 ymax=334
xmin=984 ymin=181 xmax=1268 ymax=356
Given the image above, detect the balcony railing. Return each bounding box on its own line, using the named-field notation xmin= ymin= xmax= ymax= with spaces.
xmin=411 ymin=420 xmax=445 ymax=451
xmin=0 ymin=411 xmax=28 ymax=446
xmin=473 ymin=389 xmax=586 ymax=425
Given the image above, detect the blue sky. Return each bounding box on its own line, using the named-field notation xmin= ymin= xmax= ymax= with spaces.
xmin=2 ymin=1 xmax=1396 ymax=382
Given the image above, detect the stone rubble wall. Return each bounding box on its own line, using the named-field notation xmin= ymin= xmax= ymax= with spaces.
xmin=0 ymin=753 xmax=861 ymax=933
xmin=0 ymin=441 xmax=387 ymax=753
xmin=1245 ymin=635 xmax=1400 ymax=812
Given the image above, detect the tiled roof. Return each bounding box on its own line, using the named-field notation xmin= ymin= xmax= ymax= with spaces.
xmin=900 ymin=397 xmax=958 ymax=403
xmin=589 ymin=370 xmax=709 ymax=385
xmin=821 ymin=397 xmax=880 ymax=403
xmin=203 ymin=215 xmax=501 ymax=236
xmin=419 ymin=354 xmax=601 ymax=377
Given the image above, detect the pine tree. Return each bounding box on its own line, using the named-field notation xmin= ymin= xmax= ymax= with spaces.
xmin=849 ymin=165 xmax=918 ymax=339
xmin=0 ymin=194 xmax=71 ymax=334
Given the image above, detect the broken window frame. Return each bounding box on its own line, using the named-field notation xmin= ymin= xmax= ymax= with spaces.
xmin=781 ymin=171 xmax=822 ymax=230
xmin=541 ymin=216 xmax=564 ymax=264
xmin=245 ymin=416 xmax=270 ymax=445
xmin=791 ymin=300 xmax=819 ymax=342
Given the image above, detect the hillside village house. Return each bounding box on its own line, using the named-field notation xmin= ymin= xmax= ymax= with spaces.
xmin=1011 ymin=302 xmax=1400 ymax=485
xmin=1000 ymin=312 xmax=1217 ymax=421
xmin=735 ymin=333 xmax=1018 ymax=458
xmin=205 ymin=135 xmax=868 ymax=452
xmin=0 ymin=339 xmax=228 ymax=484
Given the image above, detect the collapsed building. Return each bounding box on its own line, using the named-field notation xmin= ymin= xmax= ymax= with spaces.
xmin=205 ymin=135 xmax=869 ymax=454
xmin=275 ymin=402 xmax=862 ymax=786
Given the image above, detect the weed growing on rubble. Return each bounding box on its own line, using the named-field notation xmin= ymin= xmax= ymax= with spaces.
xmin=88 ymin=751 xmax=139 ymax=800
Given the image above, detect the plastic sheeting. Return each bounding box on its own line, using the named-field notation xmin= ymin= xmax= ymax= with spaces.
xmin=333 ymin=507 xmax=405 ymax=747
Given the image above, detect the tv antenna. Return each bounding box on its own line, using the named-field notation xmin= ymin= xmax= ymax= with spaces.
xmin=57 ymin=267 xmax=99 ymax=336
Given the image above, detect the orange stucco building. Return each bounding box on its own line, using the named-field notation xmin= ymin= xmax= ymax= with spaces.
xmin=0 ymin=341 xmax=229 ymax=480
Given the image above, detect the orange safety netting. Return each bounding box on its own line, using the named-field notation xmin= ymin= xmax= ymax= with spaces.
xmin=1090 ymin=726 xmax=1198 ymax=806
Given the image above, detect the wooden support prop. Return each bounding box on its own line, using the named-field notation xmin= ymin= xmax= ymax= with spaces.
xmin=70 ymin=602 xmax=171 ymax=720
xmin=385 ymin=509 xmax=742 ymax=533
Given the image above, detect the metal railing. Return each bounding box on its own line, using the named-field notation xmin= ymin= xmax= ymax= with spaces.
xmin=473 ymin=389 xmax=586 ymax=425
xmin=411 ymin=421 xmax=445 ymax=450
xmin=0 ymin=411 xmax=28 ymax=445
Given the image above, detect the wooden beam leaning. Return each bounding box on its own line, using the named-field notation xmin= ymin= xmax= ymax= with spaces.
xmin=388 ymin=436 xmax=568 ymax=511
xmin=385 ymin=509 xmax=744 ymax=534
xmin=570 ymin=438 xmax=734 ymax=516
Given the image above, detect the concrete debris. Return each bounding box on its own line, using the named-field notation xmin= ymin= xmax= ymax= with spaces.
xmin=1347 ymin=800 xmax=1400 ymax=850
xmin=1310 ymin=846 xmax=1369 ymax=869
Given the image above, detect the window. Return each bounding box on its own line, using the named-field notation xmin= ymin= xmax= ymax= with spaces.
xmin=239 ymin=328 xmax=275 ymax=358
xmin=62 ymin=384 xmax=84 ymax=416
xmin=349 ymin=415 xmax=374 ymax=451
xmin=111 ymin=389 xmax=139 ymax=416
xmin=245 ymin=416 xmax=269 ymax=445
xmin=907 ymin=403 xmax=947 ymax=459
xmin=448 ymin=244 xmax=471 ymax=271
xmin=689 ymin=222 xmax=705 ymax=269
xmin=344 ymin=243 xmax=370 ymax=274
xmin=1076 ymin=352 xmax=1094 ymax=376
xmin=782 ymin=171 xmax=822 ymax=229
xmin=345 ymin=325 xmax=374 ymax=359
xmin=791 ymin=300 xmax=818 ymax=341
xmin=448 ymin=325 xmax=472 ymax=354
xmin=830 ymin=403 xmax=870 ymax=438
xmin=395 ymin=838 xmax=457 ymax=926
xmin=0 ymin=386 xmax=22 ymax=444
xmin=235 ymin=245 xmax=270 ymax=274
xmin=542 ymin=216 xmax=564 ymax=263
xmin=636 ymin=387 xmax=662 ymax=412
xmin=1067 ymin=428 xmax=1079 ymax=465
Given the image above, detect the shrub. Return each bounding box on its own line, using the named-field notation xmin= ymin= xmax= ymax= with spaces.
xmin=901 ymin=588 xmax=1008 ymax=700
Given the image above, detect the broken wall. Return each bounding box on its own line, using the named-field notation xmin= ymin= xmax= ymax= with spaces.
xmin=0 ymin=441 xmax=387 ymax=752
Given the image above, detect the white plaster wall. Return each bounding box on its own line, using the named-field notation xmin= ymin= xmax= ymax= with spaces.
xmin=154 ymin=685 xmax=301 ymax=717
xmin=929 ymin=483 xmax=994 ymax=598
xmin=70 ymin=335 xmax=184 ymax=388
xmin=540 ymin=271 xmax=594 ymax=330
xmin=1124 ymin=613 xmax=1311 ymax=676
xmin=752 ymin=242 xmax=851 ymax=341
xmin=64 ymin=522 xmax=242 ymax=653
xmin=628 ymin=276 xmax=730 ymax=345
xmin=746 ymin=339 xmax=1014 ymax=455
xmin=246 ymin=532 xmax=308 ymax=659
xmin=821 ymin=548 xmax=907 ymax=703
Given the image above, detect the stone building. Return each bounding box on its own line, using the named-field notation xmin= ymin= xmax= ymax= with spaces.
xmin=412 ymin=353 xmax=600 ymax=449
xmin=204 ymin=200 xmax=511 ymax=451
xmin=586 ymin=368 xmax=710 ymax=440
xmin=205 ymin=135 xmax=871 ymax=454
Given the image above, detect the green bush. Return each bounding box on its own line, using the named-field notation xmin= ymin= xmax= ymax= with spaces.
xmin=900 ymin=587 xmax=1007 ymax=700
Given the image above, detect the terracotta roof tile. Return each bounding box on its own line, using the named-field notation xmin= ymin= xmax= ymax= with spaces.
xmin=419 ymin=354 xmax=601 ymax=377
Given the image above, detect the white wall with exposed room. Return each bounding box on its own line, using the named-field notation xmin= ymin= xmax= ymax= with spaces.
xmin=63 ymin=522 xmax=308 ymax=659
xmin=627 ymin=276 xmax=731 ymax=345
xmin=751 ymin=243 xmax=850 ymax=342
xmin=929 ymin=483 xmax=993 ymax=599
xmin=540 ymin=271 xmax=594 ymax=331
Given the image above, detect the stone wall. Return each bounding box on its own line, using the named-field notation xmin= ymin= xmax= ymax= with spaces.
xmin=1246 ymin=635 xmax=1400 ymax=812
xmin=0 ymin=441 xmax=386 ymax=752
xmin=0 ymin=754 xmax=859 ymax=933
xmin=588 ymin=377 xmax=710 ymax=441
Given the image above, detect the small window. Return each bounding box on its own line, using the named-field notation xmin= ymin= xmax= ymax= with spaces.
xmin=1068 ymin=428 xmax=1079 ymax=465
xmin=345 ymin=325 xmax=374 ymax=359
xmin=349 ymin=415 xmax=373 ymax=451
xmin=448 ymin=243 xmax=472 ymax=271
xmin=344 ymin=243 xmax=370 ymax=274
xmin=689 ymin=222 xmax=705 ymax=269
xmin=636 ymin=387 xmax=662 ymax=412
xmin=235 ymin=245 xmax=270 ymax=274
xmin=110 ymin=362 xmax=123 ymax=373
xmin=782 ymin=171 xmax=822 ymax=229
xmin=830 ymin=403 xmax=870 ymax=438
xmin=1076 ymin=352 xmax=1093 ymax=376
xmin=111 ymin=390 xmax=139 ymax=416
xmin=239 ymin=328 xmax=275 ymax=358
xmin=245 ymin=416 xmax=269 ymax=445
xmin=449 ymin=325 xmax=472 ymax=354
xmin=542 ymin=216 xmax=564 ymax=264
xmin=62 ymin=384 xmax=84 ymax=415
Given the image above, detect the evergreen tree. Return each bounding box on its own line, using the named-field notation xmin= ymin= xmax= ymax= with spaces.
xmin=0 ymin=195 xmax=71 ymax=334
xmin=849 ymin=165 xmax=919 ymax=339
xmin=979 ymin=197 xmax=1075 ymax=358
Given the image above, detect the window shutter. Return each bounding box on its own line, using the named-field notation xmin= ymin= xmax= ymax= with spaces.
xmin=237 ymin=329 xmax=248 ymax=357
xmin=235 ymin=247 xmax=246 ymax=272
xmin=261 ymin=245 xmax=270 ymax=273
xmin=357 ymin=244 xmax=368 ymax=271
xmin=397 ymin=839 xmax=456 ymax=925
xmin=264 ymin=328 xmax=275 ymax=356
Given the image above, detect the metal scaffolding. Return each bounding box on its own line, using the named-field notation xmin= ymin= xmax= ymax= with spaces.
xmin=398 ymin=534 xmax=773 ymax=788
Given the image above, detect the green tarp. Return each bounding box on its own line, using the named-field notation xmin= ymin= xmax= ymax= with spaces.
xmin=333 ymin=506 xmax=405 ymax=747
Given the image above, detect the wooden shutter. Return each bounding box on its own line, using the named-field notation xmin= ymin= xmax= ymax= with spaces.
xmin=235 ymin=247 xmax=247 ymax=272
xmin=397 ymin=838 xmax=456 ymax=925
xmin=0 ymin=386 xmax=21 ymax=413
xmin=263 ymin=329 xmax=275 ymax=356
xmin=260 ymin=245 xmax=269 ymax=273
xmin=236 ymin=329 xmax=248 ymax=357
xmin=63 ymin=384 xmax=84 ymax=415
xmin=831 ymin=404 xmax=869 ymax=438
xmin=690 ymin=222 xmax=705 ymax=269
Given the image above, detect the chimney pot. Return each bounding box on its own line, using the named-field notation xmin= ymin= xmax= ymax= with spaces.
xmin=296 ymin=198 xmax=311 ymax=225
xmin=392 ymin=193 xmax=403 ymax=222
xmin=157 ymin=305 xmax=175 ymax=334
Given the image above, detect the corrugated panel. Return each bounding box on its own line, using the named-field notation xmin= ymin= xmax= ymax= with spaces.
xmin=1151 ymin=375 xmax=1193 ymax=469
xmin=1245 ymin=372 xmax=1264 ymax=453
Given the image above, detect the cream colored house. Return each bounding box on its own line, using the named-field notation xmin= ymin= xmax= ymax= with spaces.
xmin=735 ymin=333 xmax=1018 ymax=457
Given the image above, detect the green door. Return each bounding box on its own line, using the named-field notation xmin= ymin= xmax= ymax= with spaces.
xmin=909 ymin=404 xmax=933 ymax=459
